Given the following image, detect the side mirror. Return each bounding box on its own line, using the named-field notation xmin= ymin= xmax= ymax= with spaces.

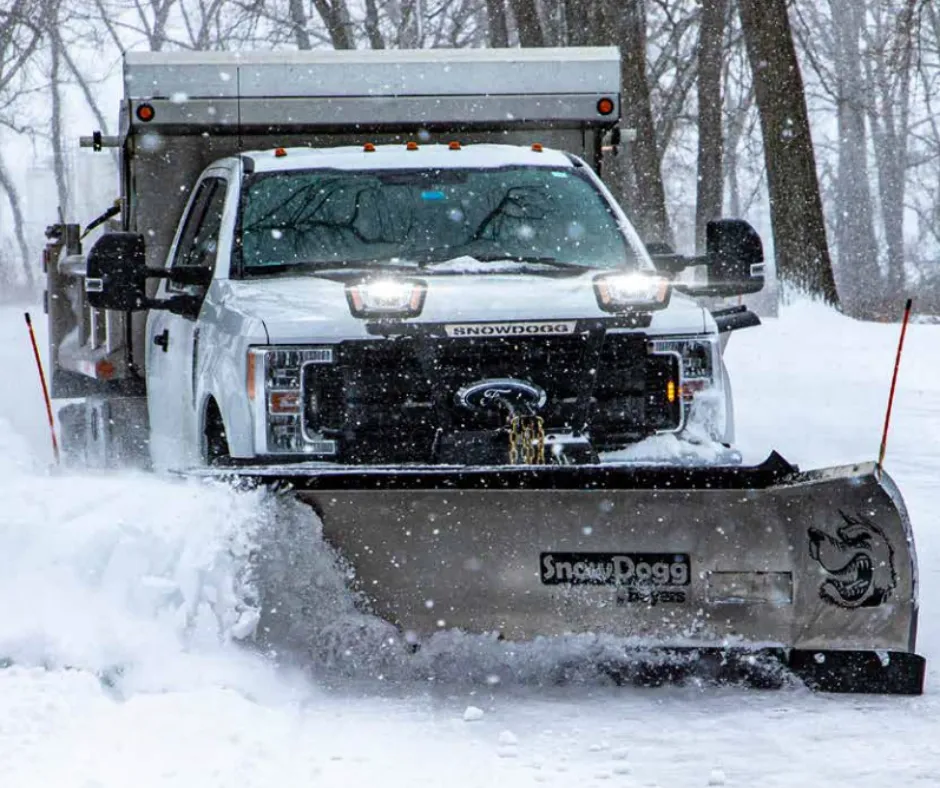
xmin=85 ymin=234 xmax=212 ymax=317
xmin=704 ymin=219 xmax=765 ymax=295
xmin=646 ymin=241 xmax=688 ymax=275
xmin=85 ymin=232 xmax=148 ymax=311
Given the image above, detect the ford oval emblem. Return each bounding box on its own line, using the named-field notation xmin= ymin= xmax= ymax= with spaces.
xmin=455 ymin=378 xmax=547 ymax=412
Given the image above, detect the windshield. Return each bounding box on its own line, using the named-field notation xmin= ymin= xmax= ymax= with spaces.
xmin=235 ymin=166 xmax=638 ymax=275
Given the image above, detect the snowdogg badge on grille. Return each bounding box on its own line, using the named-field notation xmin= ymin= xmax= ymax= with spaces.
xmin=541 ymin=552 xmax=690 ymax=603
xmin=444 ymin=321 xmax=577 ymax=338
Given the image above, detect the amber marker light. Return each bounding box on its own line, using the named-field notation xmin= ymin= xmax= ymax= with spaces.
xmin=95 ymin=360 xmax=115 ymax=380
xmin=406 ymin=141 xmax=419 ymax=151
xmin=597 ymin=97 xmax=615 ymax=116
xmin=274 ymin=147 xmax=287 ymax=157
xmin=269 ymin=391 xmax=301 ymax=414
xmin=246 ymin=351 xmax=257 ymax=401
xmin=667 ymin=379 xmax=677 ymax=404
xmin=136 ymin=103 xmax=155 ymax=122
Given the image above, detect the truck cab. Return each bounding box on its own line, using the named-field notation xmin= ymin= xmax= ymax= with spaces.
xmin=46 ymin=48 xmax=763 ymax=469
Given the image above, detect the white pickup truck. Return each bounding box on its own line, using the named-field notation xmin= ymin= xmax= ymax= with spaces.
xmin=40 ymin=50 xmax=928 ymax=699
xmin=46 ymin=48 xmax=763 ymax=469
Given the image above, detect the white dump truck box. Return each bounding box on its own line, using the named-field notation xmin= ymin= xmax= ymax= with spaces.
xmin=122 ymin=48 xmax=621 ymax=132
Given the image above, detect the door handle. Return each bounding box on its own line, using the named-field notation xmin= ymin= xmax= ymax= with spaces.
xmin=154 ymin=328 xmax=170 ymax=352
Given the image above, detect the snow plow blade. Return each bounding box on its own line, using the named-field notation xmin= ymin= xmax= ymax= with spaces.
xmin=229 ymin=452 xmax=924 ymax=695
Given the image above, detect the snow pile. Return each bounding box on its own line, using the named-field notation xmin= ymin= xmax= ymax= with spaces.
xmin=0 ymin=458 xmax=277 ymax=693
xmin=599 ymin=432 xmax=738 ymax=465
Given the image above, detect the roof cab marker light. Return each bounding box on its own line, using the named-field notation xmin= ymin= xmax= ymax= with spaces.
xmin=449 ymin=141 xmax=462 ymax=150
xmin=346 ymin=278 xmax=427 ymax=319
xmin=274 ymin=147 xmax=287 ymax=157
xmin=363 ymin=142 xmax=376 ymax=152
xmin=136 ymin=103 xmax=155 ymax=122
xmin=593 ymin=272 xmax=671 ymax=313
xmin=597 ymin=97 xmax=615 ymax=116
xmin=531 ymin=143 xmax=544 ymax=152
xmin=406 ymin=141 xmax=419 ymax=151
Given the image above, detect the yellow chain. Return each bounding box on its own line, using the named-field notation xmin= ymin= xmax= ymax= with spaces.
xmin=509 ymin=417 xmax=519 ymax=465
xmin=508 ymin=416 xmax=546 ymax=465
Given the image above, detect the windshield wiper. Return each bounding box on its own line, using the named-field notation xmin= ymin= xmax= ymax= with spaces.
xmin=421 ymin=254 xmax=587 ymax=271
xmin=243 ymin=258 xmax=419 ymax=277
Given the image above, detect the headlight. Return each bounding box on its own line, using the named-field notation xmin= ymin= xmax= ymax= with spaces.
xmin=247 ymin=346 xmax=336 ymax=455
xmin=649 ymin=335 xmax=720 ymax=397
xmin=593 ymin=272 xmax=670 ymax=313
xmin=346 ymin=278 xmax=427 ymax=318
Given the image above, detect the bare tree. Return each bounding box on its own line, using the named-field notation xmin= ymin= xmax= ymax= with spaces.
xmin=618 ymin=0 xmax=672 ymax=245
xmin=863 ymin=0 xmax=919 ymax=298
xmin=828 ymin=0 xmax=881 ymax=312
xmin=509 ymin=0 xmax=545 ymax=46
xmin=738 ymin=0 xmax=839 ymax=304
xmin=485 ymin=0 xmax=510 ymax=45
xmin=0 ymin=0 xmax=44 ymax=287
xmin=47 ymin=6 xmax=69 ymax=220
xmin=0 ymin=152 xmax=33 ymax=288
xmin=695 ymin=0 xmax=726 ymax=253
xmin=364 ymin=0 xmax=386 ymax=47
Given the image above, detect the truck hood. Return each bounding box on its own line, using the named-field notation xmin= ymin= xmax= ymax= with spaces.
xmin=219 ymin=272 xmax=708 ymax=343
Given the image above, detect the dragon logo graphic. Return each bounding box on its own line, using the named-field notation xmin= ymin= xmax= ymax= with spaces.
xmin=808 ymin=512 xmax=897 ymax=608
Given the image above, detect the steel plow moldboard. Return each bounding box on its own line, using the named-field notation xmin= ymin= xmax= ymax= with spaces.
xmin=277 ymin=459 xmax=919 ymax=665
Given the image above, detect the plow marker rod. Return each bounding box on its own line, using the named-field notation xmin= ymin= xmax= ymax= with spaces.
xmin=878 ymin=298 xmax=913 ymax=477
xmin=25 ymin=312 xmax=59 ymax=465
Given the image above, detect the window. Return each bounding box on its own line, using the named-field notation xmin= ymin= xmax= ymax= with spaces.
xmin=237 ymin=166 xmax=639 ymax=275
xmin=172 ymin=176 xmax=228 ymax=274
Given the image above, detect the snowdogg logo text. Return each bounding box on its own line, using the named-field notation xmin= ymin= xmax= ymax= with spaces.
xmin=808 ymin=512 xmax=897 ymax=609
xmin=445 ymin=321 xmax=577 ymax=338
xmin=540 ymin=552 xmax=690 ymax=604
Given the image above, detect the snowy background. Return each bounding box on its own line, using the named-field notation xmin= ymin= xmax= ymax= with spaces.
xmin=0 ymin=298 xmax=937 ymax=787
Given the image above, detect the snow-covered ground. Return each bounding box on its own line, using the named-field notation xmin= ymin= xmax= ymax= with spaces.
xmin=0 ymin=300 xmax=938 ymax=787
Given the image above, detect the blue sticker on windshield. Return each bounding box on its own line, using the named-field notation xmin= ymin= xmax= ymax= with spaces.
xmin=421 ymin=190 xmax=446 ymax=201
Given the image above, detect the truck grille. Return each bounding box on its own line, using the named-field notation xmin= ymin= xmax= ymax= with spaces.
xmin=302 ymin=332 xmax=680 ymax=462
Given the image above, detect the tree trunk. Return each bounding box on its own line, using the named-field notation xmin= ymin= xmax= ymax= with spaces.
xmin=619 ymin=0 xmax=672 ymax=245
xmin=398 ymin=0 xmax=421 ymax=48
xmin=738 ymin=0 xmax=839 ymax=305
xmin=864 ymin=0 xmax=917 ymax=301
xmin=564 ymin=0 xmax=590 ymax=45
xmin=829 ymin=0 xmax=880 ymax=314
xmin=311 ymin=0 xmax=354 ymax=49
xmin=0 ymin=152 xmax=34 ymax=289
xmin=49 ymin=22 xmax=70 ymax=221
xmin=485 ymin=0 xmax=510 ymax=46
xmin=288 ymin=0 xmax=312 ymax=49
xmin=695 ymin=0 xmax=726 ymax=254
xmin=364 ymin=0 xmax=385 ymax=48
xmin=509 ymin=0 xmax=545 ymax=46
xmin=149 ymin=0 xmax=174 ymax=51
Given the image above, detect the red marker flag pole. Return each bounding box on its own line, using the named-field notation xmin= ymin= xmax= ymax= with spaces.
xmin=877 ymin=298 xmax=914 ymax=477
xmin=24 ymin=312 xmax=60 ymax=465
